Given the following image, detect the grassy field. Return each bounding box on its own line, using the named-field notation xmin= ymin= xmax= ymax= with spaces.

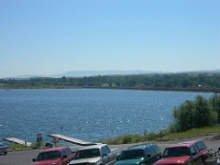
xmin=165 ymin=125 xmax=220 ymax=140
xmin=99 ymin=125 xmax=220 ymax=144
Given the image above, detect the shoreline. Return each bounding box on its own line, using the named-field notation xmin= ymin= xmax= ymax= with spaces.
xmin=1 ymin=86 xmax=220 ymax=93
xmin=84 ymin=86 xmax=220 ymax=93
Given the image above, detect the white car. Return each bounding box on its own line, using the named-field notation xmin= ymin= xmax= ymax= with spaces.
xmin=68 ymin=144 xmax=121 ymax=165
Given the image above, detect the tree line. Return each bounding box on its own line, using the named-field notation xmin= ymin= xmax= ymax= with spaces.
xmin=169 ymin=94 xmax=220 ymax=132
xmin=0 ymin=73 xmax=220 ymax=91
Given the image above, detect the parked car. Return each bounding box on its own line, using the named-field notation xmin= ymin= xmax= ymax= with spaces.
xmin=68 ymin=144 xmax=121 ymax=165
xmin=155 ymin=142 xmax=203 ymax=165
xmin=114 ymin=143 xmax=161 ymax=165
xmin=0 ymin=143 xmax=8 ymax=155
xmin=32 ymin=146 xmax=74 ymax=165
xmin=180 ymin=139 xmax=209 ymax=162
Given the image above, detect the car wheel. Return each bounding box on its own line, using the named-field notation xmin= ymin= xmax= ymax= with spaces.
xmin=4 ymin=152 xmax=7 ymax=155
xmin=196 ymin=158 xmax=203 ymax=165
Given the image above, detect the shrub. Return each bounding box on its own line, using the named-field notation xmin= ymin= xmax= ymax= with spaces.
xmin=99 ymin=134 xmax=144 ymax=144
xmin=167 ymin=124 xmax=177 ymax=133
xmin=133 ymin=134 xmax=144 ymax=143
xmin=209 ymin=94 xmax=220 ymax=123
xmin=9 ymin=144 xmax=26 ymax=150
xmin=122 ymin=135 xmax=132 ymax=144
xmin=146 ymin=132 xmax=157 ymax=140
xmin=173 ymin=95 xmax=218 ymax=132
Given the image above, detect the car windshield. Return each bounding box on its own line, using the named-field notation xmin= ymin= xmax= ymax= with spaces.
xmin=75 ymin=149 xmax=100 ymax=159
xmin=120 ymin=149 xmax=145 ymax=160
xmin=36 ymin=151 xmax=61 ymax=161
xmin=163 ymin=147 xmax=190 ymax=158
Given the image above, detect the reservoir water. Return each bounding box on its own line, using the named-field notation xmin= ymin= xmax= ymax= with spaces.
xmin=0 ymin=89 xmax=213 ymax=145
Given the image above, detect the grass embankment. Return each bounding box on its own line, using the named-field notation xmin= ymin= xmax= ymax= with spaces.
xmin=166 ymin=125 xmax=220 ymax=140
xmin=8 ymin=126 xmax=220 ymax=150
xmin=8 ymin=142 xmax=44 ymax=151
xmin=99 ymin=125 xmax=220 ymax=144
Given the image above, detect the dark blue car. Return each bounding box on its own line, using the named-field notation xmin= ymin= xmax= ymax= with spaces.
xmin=0 ymin=143 xmax=8 ymax=155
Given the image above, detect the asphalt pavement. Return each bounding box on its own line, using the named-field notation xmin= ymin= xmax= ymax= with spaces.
xmin=0 ymin=134 xmax=219 ymax=165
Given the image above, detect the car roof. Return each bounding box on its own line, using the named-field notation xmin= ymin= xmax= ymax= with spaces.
xmin=41 ymin=146 xmax=70 ymax=153
xmin=0 ymin=143 xmax=7 ymax=146
xmin=126 ymin=143 xmax=156 ymax=151
xmin=179 ymin=139 xmax=203 ymax=145
xmin=165 ymin=143 xmax=193 ymax=149
xmin=78 ymin=143 xmax=106 ymax=151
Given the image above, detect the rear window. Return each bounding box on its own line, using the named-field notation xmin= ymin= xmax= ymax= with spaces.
xmin=75 ymin=149 xmax=100 ymax=159
xmin=101 ymin=147 xmax=108 ymax=155
xmin=65 ymin=148 xmax=72 ymax=156
xmin=190 ymin=146 xmax=196 ymax=155
xmin=149 ymin=147 xmax=156 ymax=155
xmin=194 ymin=145 xmax=199 ymax=154
xmin=36 ymin=151 xmax=61 ymax=161
xmin=104 ymin=146 xmax=111 ymax=154
xmin=144 ymin=148 xmax=151 ymax=155
xmin=196 ymin=141 xmax=206 ymax=150
xmin=62 ymin=150 xmax=67 ymax=157
xmin=120 ymin=149 xmax=145 ymax=160
xmin=152 ymin=145 xmax=161 ymax=153
xmin=163 ymin=147 xmax=190 ymax=158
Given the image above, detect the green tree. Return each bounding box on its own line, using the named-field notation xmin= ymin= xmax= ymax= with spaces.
xmin=101 ymin=83 xmax=109 ymax=87
xmin=173 ymin=100 xmax=196 ymax=131
xmin=111 ymin=82 xmax=117 ymax=87
xmin=194 ymin=95 xmax=217 ymax=128
xmin=173 ymin=95 xmax=217 ymax=132
xmin=209 ymin=94 xmax=220 ymax=123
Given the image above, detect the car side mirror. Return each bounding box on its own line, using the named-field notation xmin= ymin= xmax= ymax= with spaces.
xmin=63 ymin=155 xmax=67 ymax=159
xmin=146 ymin=154 xmax=151 ymax=157
xmin=192 ymin=152 xmax=196 ymax=156
xmin=102 ymin=153 xmax=108 ymax=157
xmin=32 ymin=158 xmax=36 ymax=162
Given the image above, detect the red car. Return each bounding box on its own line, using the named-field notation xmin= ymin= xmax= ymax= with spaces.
xmin=155 ymin=142 xmax=203 ymax=165
xmin=179 ymin=139 xmax=209 ymax=162
xmin=32 ymin=147 xmax=74 ymax=165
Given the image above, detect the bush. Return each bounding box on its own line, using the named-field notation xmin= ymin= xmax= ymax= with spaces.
xmin=209 ymin=94 xmax=220 ymax=123
xmin=99 ymin=134 xmax=144 ymax=144
xmin=122 ymin=135 xmax=133 ymax=144
xmin=9 ymin=144 xmax=26 ymax=150
xmin=173 ymin=95 xmax=218 ymax=132
xmin=146 ymin=132 xmax=157 ymax=140
xmin=167 ymin=124 xmax=177 ymax=133
xmin=133 ymin=134 xmax=144 ymax=143
xmin=31 ymin=142 xmax=39 ymax=149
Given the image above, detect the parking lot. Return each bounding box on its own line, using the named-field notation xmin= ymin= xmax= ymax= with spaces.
xmin=0 ymin=134 xmax=219 ymax=165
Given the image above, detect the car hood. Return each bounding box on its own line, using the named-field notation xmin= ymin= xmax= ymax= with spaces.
xmin=114 ymin=159 xmax=143 ymax=165
xmin=155 ymin=156 xmax=191 ymax=164
xmin=68 ymin=157 xmax=101 ymax=164
xmin=32 ymin=159 xmax=61 ymax=165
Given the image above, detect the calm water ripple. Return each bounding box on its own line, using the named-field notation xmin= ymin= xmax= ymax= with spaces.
xmin=0 ymin=89 xmax=213 ymax=145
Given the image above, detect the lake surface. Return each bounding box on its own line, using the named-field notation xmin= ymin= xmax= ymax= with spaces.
xmin=0 ymin=89 xmax=213 ymax=145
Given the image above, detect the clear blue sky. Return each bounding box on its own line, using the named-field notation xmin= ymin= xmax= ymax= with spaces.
xmin=0 ymin=0 xmax=220 ymax=78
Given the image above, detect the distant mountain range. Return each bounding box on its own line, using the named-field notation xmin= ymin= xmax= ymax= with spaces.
xmin=2 ymin=69 xmax=220 ymax=80
xmin=50 ymin=70 xmax=161 ymax=78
